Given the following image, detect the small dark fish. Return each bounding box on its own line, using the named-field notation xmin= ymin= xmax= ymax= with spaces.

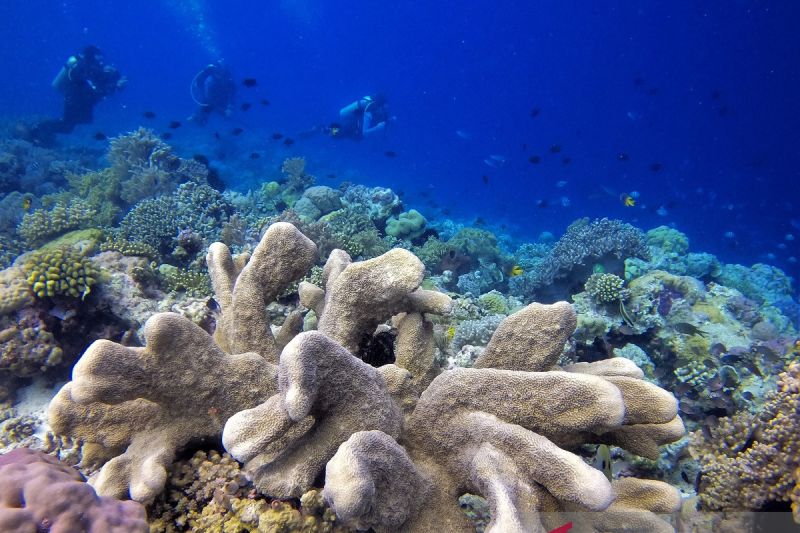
xmin=200 ymin=105 xmax=213 ymax=114
xmin=206 ymin=297 xmax=220 ymax=312
xmin=214 ymin=132 xmax=221 ymax=139
xmin=240 ymin=102 xmax=252 ymax=111
xmin=260 ymin=98 xmax=270 ymax=106
xmin=475 ymin=217 xmax=485 ymax=226
xmin=617 ymin=152 xmax=630 ymax=161
xmin=633 ymin=76 xmax=645 ymax=86
xmin=522 ymin=143 xmax=528 ymax=151
xmin=192 ymin=154 xmax=210 ymax=166
xmin=648 ymin=87 xmax=659 ymax=96
xmin=231 ymin=127 xmax=244 ymax=136
xmin=482 ymin=175 xmax=489 ymax=185
xmin=272 ymin=132 xmax=284 ymax=140
xmin=711 ymin=89 xmax=722 ymax=100
xmin=528 ymin=155 xmax=541 ymax=164
xmin=325 ymin=174 xmax=336 ymax=180
xmin=673 ymin=322 xmax=707 ymax=337
xmin=168 ymin=121 xmax=181 ymax=129
xmin=529 ymin=107 xmax=541 ymax=118
xmin=536 ymin=199 xmax=549 ymax=208
xmin=384 ymin=150 xmax=397 ymax=158
xmin=561 ymin=156 xmax=571 ymax=165
xmin=161 ymin=132 xmax=173 ymax=139
xmin=549 ymin=144 xmax=561 ymax=154
xmin=718 ymin=105 xmax=730 ymax=117
xmin=249 ymin=152 xmax=260 ymax=159
xmin=283 ymin=137 xmax=295 ymax=146
xmin=617 ymin=324 xmax=635 ymax=336
xmin=93 ymin=131 xmax=107 ymax=140
xmin=142 ymin=111 xmax=156 ymax=119
xmin=650 ymin=162 xmax=663 ymax=172
xmin=242 ymin=78 xmax=257 ymax=88
xmin=681 ymin=471 xmax=690 ymax=483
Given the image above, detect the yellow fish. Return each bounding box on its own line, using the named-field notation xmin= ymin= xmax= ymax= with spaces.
xmin=22 ymin=197 xmax=31 ymax=210
xmin=620 ymin=193 xmax=636 ymax=207
xmin=509 ymin=264 xmax=524 ymax=277
xmin=330 ymin=127 xmax=340 ymax=137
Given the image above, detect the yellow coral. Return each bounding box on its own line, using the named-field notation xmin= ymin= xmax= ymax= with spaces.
xmin=22 ymin=247 xmax=97 ymax=299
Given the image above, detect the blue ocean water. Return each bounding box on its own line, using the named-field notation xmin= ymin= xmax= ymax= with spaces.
xmin=1 ymin=0 xmax=798 ymax=274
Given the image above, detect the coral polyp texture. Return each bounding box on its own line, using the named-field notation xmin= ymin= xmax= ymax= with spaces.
xmin=46 ymin=222 xmax=685 ymax=532
xmin=0 ymin=447 xmax=148 ymax=532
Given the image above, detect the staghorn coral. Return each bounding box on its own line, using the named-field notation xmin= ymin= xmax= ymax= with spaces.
xmin=0 ymin=447 xmax=148 ymax=532
xmin=690 ymin=363 xmax=800 ymax=520
xmin=157 ymin=265 xmax=211 ymax=296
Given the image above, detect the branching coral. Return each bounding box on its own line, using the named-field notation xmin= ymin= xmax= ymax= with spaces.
xmin=690 ymin=363 xmax=800 ymax=520
xmin=17 ymin=199 xmax=97 ymax=246
xmin=584 ymin=272 xmax=627 ymax=304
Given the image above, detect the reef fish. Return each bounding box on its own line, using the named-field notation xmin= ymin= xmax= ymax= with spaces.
xmin=673 ymin=322 xmax=707 ymax=337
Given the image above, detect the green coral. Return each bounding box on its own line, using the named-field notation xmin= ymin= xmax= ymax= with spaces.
xmin=448 ymin=227 xmax=502 ymax=263
xmin=385 ymin=209 xmax=427 ymax=240
xmin=413 ymin=236 xmax=456 ymax=273
xmin=477 ymin=290 xmax=510 ymax=315
xmin=17 ymin=200 xmax=98 ymax=247
xmin=584 ymin=272 xmax=626 ymax=303
xmin=66 ymin=168 xmax=121 ymax=225
xmin=100 ymin=235 xmax=158 ymax=258
xmin=322 ymin=209 xmax=388 ymax=259
xmin=646 ymin=226 xmax=690 ymax=255
xmin=22 ymin=247 xmax=97 ymax=299
xmin=158 ymin=264 xmax=211 ymax=296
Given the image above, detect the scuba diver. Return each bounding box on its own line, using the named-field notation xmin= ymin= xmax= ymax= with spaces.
xmin=189 ymin=60 xmax=236 ymax=125
xmin=326 ymin=94 xmax=390 ymax=139
xmin=29 ymin=45 xmax=125 ymax=145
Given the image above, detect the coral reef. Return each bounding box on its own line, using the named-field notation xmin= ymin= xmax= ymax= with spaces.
xmin=386 ymin=209 xmax=427 ymax=240
xmin=0 ymin=447 xmax=148 ymax=532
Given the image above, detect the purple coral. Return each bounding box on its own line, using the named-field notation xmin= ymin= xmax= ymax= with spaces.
xmin=0 ymin=448 xmax=148 ymax=532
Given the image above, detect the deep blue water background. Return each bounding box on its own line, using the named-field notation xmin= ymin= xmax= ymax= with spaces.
xmin=1 ymin=0 xmax=798 ymax=278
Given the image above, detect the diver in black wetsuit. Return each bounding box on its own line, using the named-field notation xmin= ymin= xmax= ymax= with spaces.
xmin=189 ymin=60 xmax=236 ymax=125
xmin=30 ymin=45 xmax=125 ymax=145
xmin=329 ymin=94 xmax=389 ymax=139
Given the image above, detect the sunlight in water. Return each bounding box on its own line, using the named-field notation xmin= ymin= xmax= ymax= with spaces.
xmin=163 ymin=0 xmax=220 ymax=59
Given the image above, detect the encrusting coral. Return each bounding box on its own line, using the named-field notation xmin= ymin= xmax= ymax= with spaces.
xmin=0 ymin=447 xmax=148 ymax=532
xmin=47 ymin=222 xmax=685 ymax=532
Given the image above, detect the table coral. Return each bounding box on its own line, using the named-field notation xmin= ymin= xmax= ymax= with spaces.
xmin=0 ymin=447 xmax=148 ymax=532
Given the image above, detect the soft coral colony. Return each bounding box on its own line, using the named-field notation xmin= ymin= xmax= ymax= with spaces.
xmin=43 ymin=222 xmax=684 ymax=532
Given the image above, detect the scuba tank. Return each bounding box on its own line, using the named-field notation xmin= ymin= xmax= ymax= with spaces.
xmin=339 ymin=96 xmax=372 ymax=117
xmin=52 ymin=56 xmax=79 ymax=91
